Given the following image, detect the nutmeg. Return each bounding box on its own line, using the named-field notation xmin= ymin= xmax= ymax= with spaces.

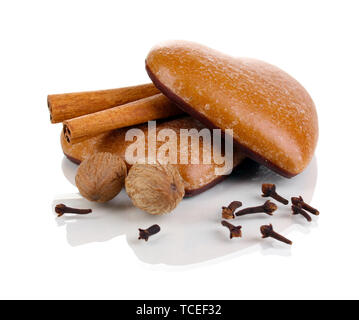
xmin=75 ymin=152 xmax=127 ymax=202
xmin=125 ymin=163 xmax=185 ymax=215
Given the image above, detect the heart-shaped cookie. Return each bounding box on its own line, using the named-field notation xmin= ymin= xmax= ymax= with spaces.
xmin=146 ymin=41 xmax=318 ymax=177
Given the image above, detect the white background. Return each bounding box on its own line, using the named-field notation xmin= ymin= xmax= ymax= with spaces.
xmin=0 ymin=0 xmax=358 ymax=299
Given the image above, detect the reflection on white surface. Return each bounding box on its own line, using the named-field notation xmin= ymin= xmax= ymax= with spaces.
xmin=54 ymin=157 xmax=318 ymax=265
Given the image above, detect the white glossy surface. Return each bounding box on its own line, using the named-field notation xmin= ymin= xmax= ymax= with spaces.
xmin=1 ymin=0 xmax=359 ymax=299
xmin=57 ymin=157 xmax=317 ymax=265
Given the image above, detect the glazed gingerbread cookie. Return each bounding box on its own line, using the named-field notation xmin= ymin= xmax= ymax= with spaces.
xmin=146 ymin=41 xmax=318 ymax=177
xmin=61 ymin=116 xmax=245 ymax=197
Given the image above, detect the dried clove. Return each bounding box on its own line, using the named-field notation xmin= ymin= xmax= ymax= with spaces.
xmin=260 ymin=224 xmax=292 ymax=245
xmin=138 ymin=224 xmax=161 ymax=241
xmin=291 ymin=196 xmax=319 ymax=215
xmin=55 ymin=203 xmax=92 ymax=217
xmin=221 ymin=220 xmax=242 ymax=239
xmin=222 ymin=201 xmax=242 ymax=219
xmin=261 ymin=183 xmax=289 ymax=205
xmin=235 ymin=200 xmax=277 ymax=217
xmin=292 ymin=204 xmax=312 ymax=222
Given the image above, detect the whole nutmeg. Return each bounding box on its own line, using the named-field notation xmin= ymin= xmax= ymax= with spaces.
xmin=75 ymin=152 xmax=127 ymax=202
xmin=125 ymin=163 xmax=185 ymax=215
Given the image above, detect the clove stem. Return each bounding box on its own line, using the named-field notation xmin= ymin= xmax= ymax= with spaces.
xmin=55 ymin=203 xmax=92 ymax=217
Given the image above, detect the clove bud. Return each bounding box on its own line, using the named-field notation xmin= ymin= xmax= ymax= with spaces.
xmin=222 ymin=201 xmax=242 ymax=219
xmin=221 ymin=220 xmax=242 ymax=239
xmin=292 ymin=204 xmax=312 ymax=222
xmin=235 ymin=200 xmax=277 ymax=217
xmin=260 ymin=224 xmax=292 ymax=245
xmin=291 ymin=196 xmax=319 ymax=215
xmin=55 ymin=203 xmax=92 ymax=217
xmin=138 ymin=224 xmax=161 ymax=241
xmin=261 ymin=183 xmax=289 ymax=205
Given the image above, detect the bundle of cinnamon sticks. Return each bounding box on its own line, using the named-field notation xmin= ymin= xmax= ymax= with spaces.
xmin=48 ymin=83 xmax=183 ymax=144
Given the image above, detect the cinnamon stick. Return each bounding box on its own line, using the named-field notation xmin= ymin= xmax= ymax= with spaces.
xmin=48 ymin=83 xmax=160 ymax=123
xmin=63 ymin=94 xmax=183 ymax=144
